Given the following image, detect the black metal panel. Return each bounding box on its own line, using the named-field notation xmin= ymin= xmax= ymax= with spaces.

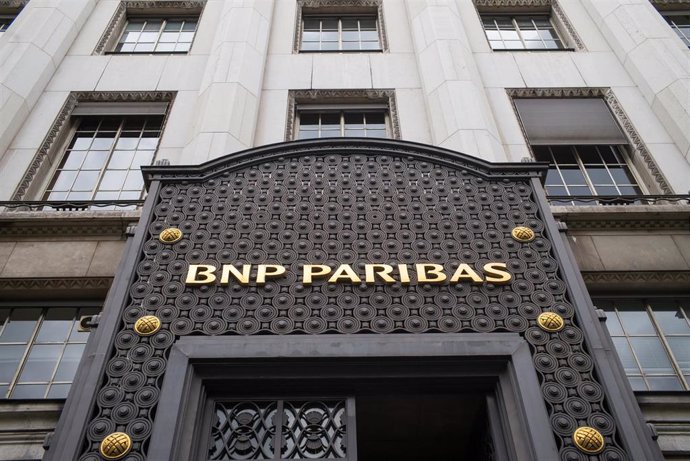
xmin=45 ymin=138 xmax=658 ymax=461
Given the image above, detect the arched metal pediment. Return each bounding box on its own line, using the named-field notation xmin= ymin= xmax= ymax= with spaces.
xmin=142 ymin=138 xmax=547 ymax=185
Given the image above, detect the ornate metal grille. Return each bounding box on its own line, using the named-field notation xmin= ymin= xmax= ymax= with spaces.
xmin=209 ymin=400 xmax=347 ymax=460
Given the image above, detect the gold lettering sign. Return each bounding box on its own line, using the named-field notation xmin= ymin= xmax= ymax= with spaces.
xmin=184 ymin=263 xmax=512 ymax=286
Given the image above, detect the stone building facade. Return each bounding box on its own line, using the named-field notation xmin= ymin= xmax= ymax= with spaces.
xmin=0 ymin=0 xmax=688 ymax=460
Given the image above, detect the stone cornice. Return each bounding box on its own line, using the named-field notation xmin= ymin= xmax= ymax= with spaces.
xmin=583 ymin=271 xmax=690 ymax=293
xmin=0 ymin=278 xmax=114 ymax=299
xmin=0 ymin=211 xmax=140 ymax=238
xmin=552 ymin=204 xmax=690 ymax=231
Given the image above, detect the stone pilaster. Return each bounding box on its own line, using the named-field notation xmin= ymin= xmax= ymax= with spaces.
xmin=185 ymin=0 xmax=274 ymax=163
xmin=404 ymin=0 xmax=505 ymax=161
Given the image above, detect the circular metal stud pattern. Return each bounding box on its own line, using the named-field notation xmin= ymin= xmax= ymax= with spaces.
xmin=573 ymin=426 xmax=605 ymax=454
xmin=537 ymin=312 xmax=565 ymax=332
xmin=158 ymin=227 xmax=183 ymax=243
xmin=100 ymin=432 xmax=132 ymax=460
xmin=511 ymin=226 xmax=535 ymax=242
xmin=134 ymin=316 xmax=161 ymax=336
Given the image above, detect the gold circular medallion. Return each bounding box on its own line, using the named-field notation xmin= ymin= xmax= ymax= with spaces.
xmin=573 ymin=426 xmax=605 ymax=454
xmin=537 ymin=312 xmax=565 ymax=332
xmin=511 ymin=226 xmax=535 ymax=242
xmin=134 ymin=315 xmax=161 ymax=336
xmin=159 ymin=227 xmax=182 ymax=243
xmin=100 ymin=432 xmax=132 ymax=460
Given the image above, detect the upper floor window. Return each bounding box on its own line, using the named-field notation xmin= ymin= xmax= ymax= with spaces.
xmin=598 ymin=298 xmax=690 ymax=391
xmin=481 ymin=15 xmax=565 ymax=50
xmin=115 ymin=17 xmax=198 ymax=53
xmin=0 ymin=306 xmax=99 ymax=399
xmin=514 ymin=97 xmax=644 ymax=205
xmin=44 ymin=113 xmax=163 ymax=202
xmin=0 ymin=14 xmax=16 ymax=32
xmin=297 ymin=109 xmax=389 ymax=139
xmin=662 ymin=12 xmax=690 ymax=47
xmin=301 ymin=15 xmax=381 ymax=51
xmin=94 ymin=1 xmax=204 ymax=55
xmin=287 ymin=89 xmax=400 ymax=140
xmin=294 ymin=0 xmax=386 ymax=53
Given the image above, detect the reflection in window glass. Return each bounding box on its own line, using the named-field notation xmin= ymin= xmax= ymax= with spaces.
xmin=115 ymin=18 xmax=198 ymax=53
xmin=0 ymin=307 xmax=98 ymax=399
xmin=599 ymin=298 xmax=690 ymax=391
xmin=297 ymin=111 xmax=389 ymax=139
xmin=481 ymin=15 xmax=563 ymax=50
xmin=301 ymin=16 xmax=381 ymax=51
xmin=44 ymin=115 xmax=163 ymax=202
xmin=534 ymin=145 xmax=642 ymax=205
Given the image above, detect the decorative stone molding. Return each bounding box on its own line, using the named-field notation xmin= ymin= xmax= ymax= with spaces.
xmin=0 ymin=0 xmax=29 ymax=9
xmin=11 ymin=91 xmax=176 ymax=201
xmin=551 ymin=1 xmax=584 ymax=50
xmin=293 ymin=0 xmax=388 ymax=53
xmin=582 ymin=271 xmax=690 ymax=289
xmin=474 ymin=0 xmax=550 ymax=7
xmin=505 ymin=87 xmax=673 ymax=195
xmin=561 ymin=218 xmax=689 ymax=231
xmin=284 ymin=89 xmax=400 ymax=141
xmin=0 ymin=277 xmax=113 ymax=292
xmin=94 ymin=0 xmax=206 ymax=55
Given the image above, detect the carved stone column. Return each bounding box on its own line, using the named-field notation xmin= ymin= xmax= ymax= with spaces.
xmin=404 ymin=0 xmax=505 ymax=161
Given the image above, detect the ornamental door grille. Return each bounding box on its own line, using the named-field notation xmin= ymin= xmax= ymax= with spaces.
xmin=208 ymin=399 xmax=351 ymax=460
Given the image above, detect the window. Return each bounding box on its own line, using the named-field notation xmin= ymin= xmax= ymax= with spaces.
xmin=0 ymin=306 xmax=99 ymax=399
xmin=115 ymin=17 xmax=198 ymax=53
xmin=43 ymin=113 xmax=163 ymax=201
xmin=514 ymin=97 xmax=644 ymax=205
xmin=287 ymin=89 xmax=400 ymax=140
xmin=0 ymin=14 xmax=16 ymax=32
xmin=481 ymin=15 xmax=565 ymax=50
xmin=296 ymin=110 xmax=388 ymax=139
xmin=662 ymin=13 xmax=690 ymax=47
xmin=94 ymin=1 xmax=204 ymax=55
xmin=301 ymin=16 xmax=381 ymax=51
xmin=535 ymin=145 xmax=643 ymax=204
xmin=598 ymin=298 xmax=690 ymax=391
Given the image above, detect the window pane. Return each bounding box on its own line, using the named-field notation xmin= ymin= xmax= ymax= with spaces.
xmin=82 ymin=150 xmax=109 ymax=170
xmin=72 ymin=170 xmax=99 ymax=192
xmin=99 ymin=170 xmax=127 ymax=191
xmin=646 ymin=376 xmax=684 ymax=391
xmin=604 ymin=311 xmax=625 ymax=336
xmin=652 ymin=301 xmax=690 ymax=335
xmin=629 ymin=337 xmax=675 ymax=374
xmin=628 ymin=377 xmax=647 ymax=391
xmin=10 ymin=384 xmax=47 ymax=399
xmin=0 ymin=309 xmax=40 ymax=343
xmin=0 ymin=345 xmax=26 ymax=382
xmin=618 ymin=308 xmax=656 ymax=335
xmin=611 ymin=337 xmax=641 ymax=374
xmin=36 ymin=308 xmax=75 ymax=343
xmin=108 ymin=150 xmax=136 ymax=169
xmin=51 ymin=171 xmax=77 ymax=192
xmin=667 ymin=337 xmax=690 ymax=372
xmin=53 ymin=344 xmax=86 ymax=382
xmin=17 ymin=344 xmax=62 ymax=382
xmin=47 ymin=383 xmax=71 ymax=399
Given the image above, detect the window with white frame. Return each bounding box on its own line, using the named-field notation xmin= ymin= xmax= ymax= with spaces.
xmin=115 ymin=17 xmax=198 ymax=53
xmin=661 ymin=12 xmax=690 ymax=47
xmin=42 ymin=103 xmax=167 ymax=202
xmin=0 ymin=306 xmax=100 ymax=399
xmin=514 ymin=97 xmax=645 ymax=205
xmin=480 ymin=14 xmax=565 ymax=50
xmin=300 ymin=15 xmax=381 ymax=51
xmin=597 ymin=298 xmax=690 ymax=391
xmin=296 ymin=108 xmax=389 ymax=139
